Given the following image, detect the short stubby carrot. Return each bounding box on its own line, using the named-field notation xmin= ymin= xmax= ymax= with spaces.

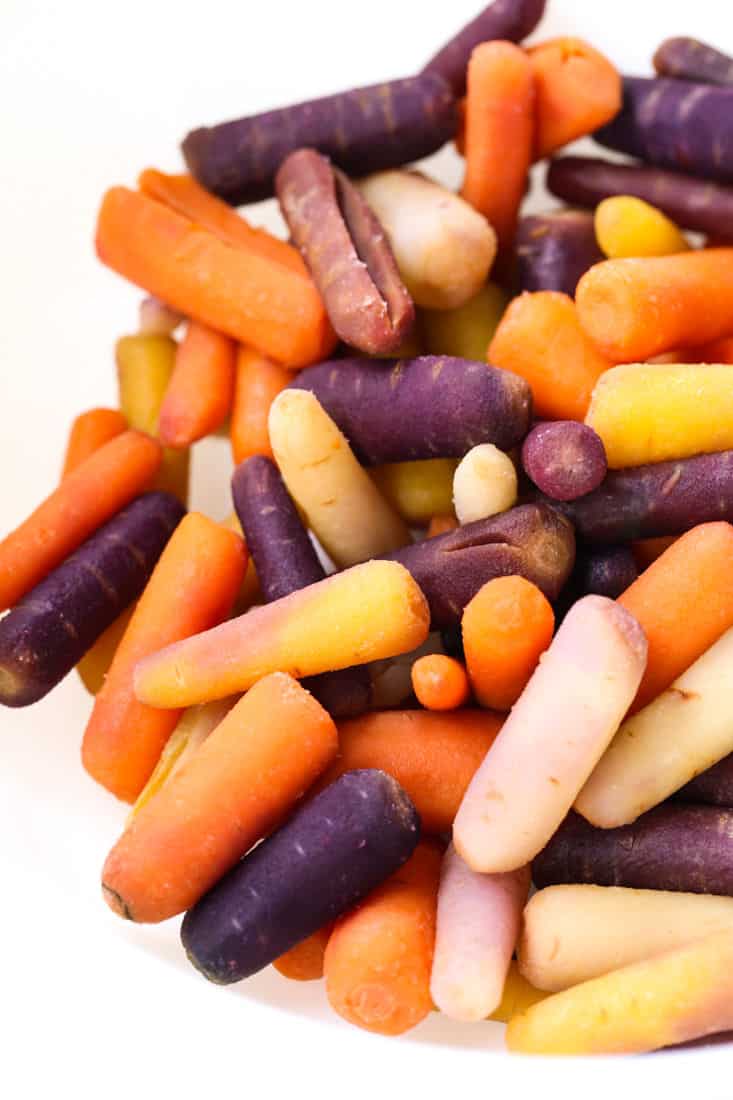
xmin=101 ymin=673 xmax=337 ymax=922
xmin=0 ymin=430 xmax=161 ymax=613
xmin=82 ymin=512 xmax=247 ymax=802
xmin=411 ymin=654 xmax=470 ymax=711
xmin=324 ymin=841 xmax=443 ymax=1036
xmin=274 ymin=925 xmax=334 ymax=982
xmin=158 ymin=321 xmax=236 ymax=448
xmin=61 ymin=408 xmax=127 ymax=478
xmin=230 ymin=346 xmax=293 ymax=465
xmin=462 ymin=576 xmax=555 ymax=711
xmin=95 ymin=187 xmax=334 ymax=367
xmin=575 ymin=249 xmax=733 ymax=362
xmin=488 ymin=292 xmax=613 ymax=421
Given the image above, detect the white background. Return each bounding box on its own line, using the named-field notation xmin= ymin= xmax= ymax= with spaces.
xmin=2 ymin=2 xmax=733 ymax=1097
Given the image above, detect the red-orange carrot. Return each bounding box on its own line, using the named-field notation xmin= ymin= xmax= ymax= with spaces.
xmin=693 ymin=336 xmax=733 ymax=363
xmin=427 ymin=514 xmax=459 ymax=538
xmin=462 ymin=576 xmax=555 ymax=711
xmin=274 ymin=925 xmax=335 ymax=981
xmin=61 ymin=408 xmax=128 ymax=478
xmin=95 ymin=187 xmax=335 ymax=367
xmin=81 ymin=512 xmax=247 ymax=803
xmin=230 ymin=346 xmax=293 ymax=464
xmin=101 ymin=673 xmax=337 ymax=922
xmin=411 ymin=654 xmax=470 ymax=711
xmin=158 ymin=321 xmax=236 ymax=448
xmin=0 ymin=430 xmax=161 ymax=613
xmin=461 ymin=42 xmax=534 ymax=258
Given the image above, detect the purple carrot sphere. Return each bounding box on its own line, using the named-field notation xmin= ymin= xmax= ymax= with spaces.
xmin=522 ymin=421 xmax=607 ymax=502
xmin=422 ymin=0 xmax=546 ymax=96
xmin=182 ymin=73 xmax=457 ymax=206
xmin=181 ymin=769 xmax=420 ymax=984
xmin=533 ymin=806 xmax=733 ymax=896
xmin=0 ymin=491 xmax=184 ymax=707
xmin=289 ymin=356 xmax=532 ymax=464
xmin=577 ymin=546 xmax=638 ymax=600
xmin=654 ymin=37 xmax=733 ymax=87
xmin=516 ymin=211 xmax=603 ymax=297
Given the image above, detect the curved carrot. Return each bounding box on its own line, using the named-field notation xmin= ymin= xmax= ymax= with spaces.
xmin=0 ymin=430 xmax=161 ymax=613
xmin=411 ymin=654 xmax=470 ymax=711
xmin=101 ymin=673 xmax=337 ymax=922
xmin=274 ymin=924 xmax=334 ymax=982
xmin=462 ymin=576 xmax=555 ymax=711
xmin=158 ymin=321 xmax=236 ymax=448
xmin=82 ymin=512 xmax=247 ymax=802
xmin=230 ymin=346 xmax=293 ymax=464
xmin=61 ymin=408 xmax=127 ymax=478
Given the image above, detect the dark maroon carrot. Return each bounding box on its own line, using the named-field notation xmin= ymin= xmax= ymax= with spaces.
xmin=516 ymin=211 xmax=603 ymax=297
xmin=576 ymin=547 xmax=639 ymax=600
xmin=182 ymin=74 xmax=457 ymax=206
xmin=654 ymin=37 xmax=733 ymax=87
xmin=0 ymin=492 xmax=184 ymax=707
xmin=677 ymin=754 xmax=733 ymax=808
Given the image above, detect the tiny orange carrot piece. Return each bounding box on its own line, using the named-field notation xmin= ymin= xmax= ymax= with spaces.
xmin=158 ymin=321 xmax=236 ymax=448
xmin=462 ymin=576 xmax=555 ymax=711
xmin=95 ymin=187 xmax=335 ymax=368
xmin=325 ymin=841 xmax=443 ymax=1036
xmin=138 ymin=169 xmax=307 ymax=274
xmin=528 ymin=38 xmax=622 ymax=160
xmin=101 ymin=673 xmax=337 ymax=922
xmin=230 ymin=346 xmax=294 ymax=464
xmin=274 ymin=924 xmax=335 ymax=982
xmin=461 ymin=42 xmax=534 ymax=258
xmin=81 ymin=512 xmax=247 ymax=803
xmin=0 ymin=430 xmax=161 ymax=613
xmin=61 ymin=408 xmax=128 ymax=478
xmin=411 ymin=654 xmax=470 ymax=711
xmin=427 ymin=514 xmax=459 ymax=538
xmin=488 ymin=292 xmax=613 ymax=421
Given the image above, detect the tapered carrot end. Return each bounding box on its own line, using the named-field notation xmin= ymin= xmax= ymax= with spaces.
xmin=102 ymin=881 xmax=134 ymax=921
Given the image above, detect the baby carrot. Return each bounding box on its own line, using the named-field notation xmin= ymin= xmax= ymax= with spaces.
xmin=427 ymin=514 xmax=459 ymax=538
xmin=461 ymin=42 xmax=534 ymax=259
xmin=274 ymin=925 xmax=334 ymax=982
xmin=158 ymin=321 xmax=236 ymax=448
xmin=0 ymin=430 xmax=161 ymax=613
xmin=82 ymin=512 xmax=247 ymax=802
xmin=411 ymin=654 xmax=470 ymax=711
xmin=618 ymin=522 xmax=733 ymax=712
xmin=318 ymin=710 xmax=502 ymax=834
xmin=528 ymin=38 xmax=622 ymax=160
xmin=324 ymin=841 xmax=443 ymax=1036
xmin=61 ymin=408 xmax=127 ymax=478
xmin=575 ymin=249 xmax=733 ymax=362
xmin=76 ymin=605 xmax=135 ymax=695
xmin=230 ymin=346 xmax=293 ymax=464
xmin=462 ymin=576 xmax=555 ymax=711
xmin=488 ymin=292 xmax=613 ymax=421
xmin=101 ymin=673 xmax=337 ymax=922
xmin=95 ymin=187 xmax=334 ymax=367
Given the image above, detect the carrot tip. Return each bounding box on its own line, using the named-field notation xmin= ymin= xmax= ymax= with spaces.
xmin=102 ymin=882 xmax=134 ymax=921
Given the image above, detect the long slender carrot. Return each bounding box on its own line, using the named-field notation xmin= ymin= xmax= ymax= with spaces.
xmin=411 ymin=654 xmax=470 ymax=711
xmin=61 ymin=408 xmax=127 ymax=478
xmin=81 ymin=512 xmax=247 ymax=803
xmin=488 ymin=291 xmax=613 ymax=420
xmin=274 ymin=924 xmax=335 ymax=982
xmin=461 ymin=42 xmax=534 ymax=259
xmin=101 ymin=673 xmax=337 ymax=922
xmin=462 ymin=576 xmax=555 ymax=711
xmin=618 ymin=522 xmax=733 ymax=711
xmin=0 ymin=430 xmax=161 ymax=613
xmin=158 ymin=321 xmax=236 ymax=448
xmin=138 ymin=169 xmax=307 ymax=274
xmin=230 ymin=346 xmax=293 ymax=464
xmin=324 ymin=841 xmax=443 ymax=1036
xmin=95 ymin=187 xmax=335 ymax=367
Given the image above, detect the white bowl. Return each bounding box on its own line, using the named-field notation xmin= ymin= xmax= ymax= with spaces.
xmin=3 ymin=1 xmax=732 ymax=1095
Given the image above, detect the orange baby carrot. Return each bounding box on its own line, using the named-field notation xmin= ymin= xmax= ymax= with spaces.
xmin=528 ymin=39 xmax=622 ymax=160
xmin=324 ymin=841 xmax=443 ymax=1036
xmin=488 ymin=292 xmax=613 ymax=420
xmin=274 ymin=924 xmax=334 ymax=982
xmin=575 ymin=249 xmax=733 ymax=363
xmin=77 ymin=605 xmax=135 ymax=696
xmin=95 ymin=187 xmax=335 ymax=368
xmin=230 ymin=346 xmax=293 ymax=464
xmin=427 ymin=514 xmax=459 ymax=538
xmin=61 ymin=408 xmax=127 ymax=478
xmin=158 ymin=321 xmax=236 ymax=448
xmin=101 ymin=673 xmax=337 ymax=922
xmin=318 ymin=710 xmax=502 ymax=834
xmin=461 ymin=42 xmax=534 ymax=258
xmin=0 ymin=430 xmax=161 ymax=613
xmin=462 ymin=576 xmax=555 ymax=711
xmin=693 ymin=336 xmax=733 ymax=363
xmin=138 ymin=169 xmax=307 ymax=274
xmin=411 ymin=654 xmax=470 ymax=711
xmin=81 ymin=512 xmax=247 ymax=803
xmin=618 ymin=522 xmax=733 ymax=712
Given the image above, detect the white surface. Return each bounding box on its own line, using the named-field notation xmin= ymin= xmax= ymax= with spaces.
xmin=2 ymin=1 xmax=733 ymax=1096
